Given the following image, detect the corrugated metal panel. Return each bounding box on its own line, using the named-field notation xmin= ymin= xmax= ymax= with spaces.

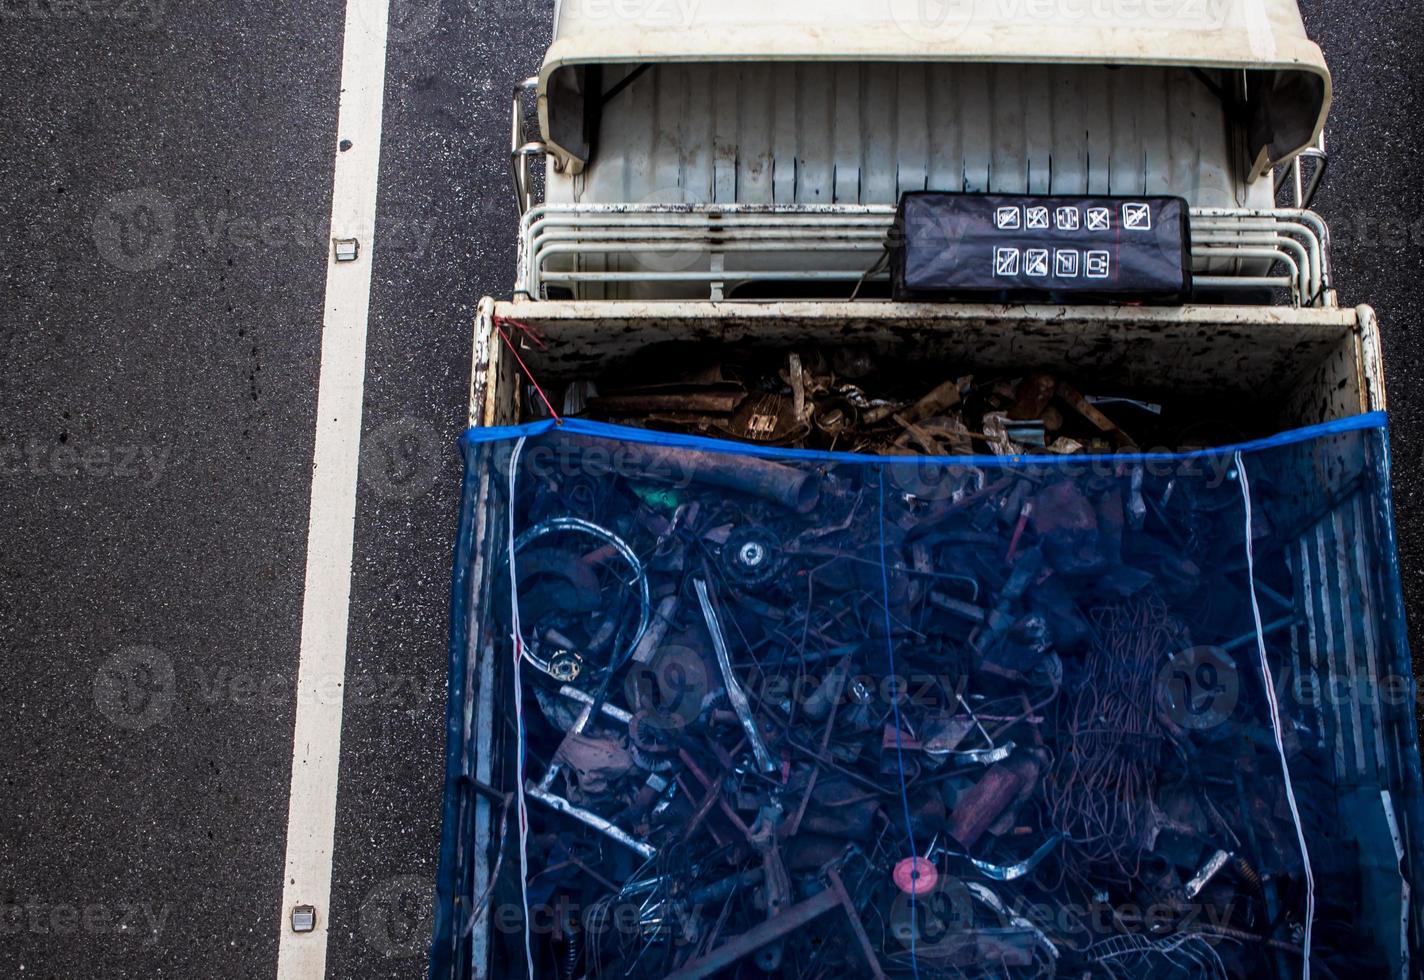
xmin=1286 ymin=550 xmax=1323 ymax=755
xmin=1299 ymin=533 xmax=1348 ymax=778
xmin=555 ymin=63 xmax=1271 ymax=209
xmin=1350 ymin=494 xmax=1390 ymax=772
xmin=1296 ymin=494 xmax=1389 ymax=786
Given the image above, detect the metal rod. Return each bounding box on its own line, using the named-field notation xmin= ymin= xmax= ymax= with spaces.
xmin=663 ymin=887 xmax=842 ymax=980
xmin=556 ymin=684 xmax=634 ymax=725
xmin=825 ymin=868 xmax=888 ymax=980
xmin=695 ymin=578 xmax=777 ymax=773
xmin=524 ymin=783 xmax=656 ymax=859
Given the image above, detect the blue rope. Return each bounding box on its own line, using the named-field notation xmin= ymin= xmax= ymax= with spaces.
xmin=878 ymin=472 xmax=922 ymax=979
xmin=462 ymin=411 xmax=1390 ymax=467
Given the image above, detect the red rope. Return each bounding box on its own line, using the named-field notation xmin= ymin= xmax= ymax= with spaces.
xmin=493 ymin=317 xmax=562 ymax=424
xmin=496 ymin=315 xmax=548 ymax=350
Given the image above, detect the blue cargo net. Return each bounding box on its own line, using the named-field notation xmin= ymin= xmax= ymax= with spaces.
xmin=432 ymin=412 xmax=1420 ymax=980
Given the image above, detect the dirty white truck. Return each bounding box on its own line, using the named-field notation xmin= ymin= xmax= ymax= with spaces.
xmin=432 ymin=2 xmax=1417 ymax=978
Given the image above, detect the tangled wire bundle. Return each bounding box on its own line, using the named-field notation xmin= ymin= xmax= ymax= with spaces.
xmin=1044 ymin=597 xmax=1186 ymax=884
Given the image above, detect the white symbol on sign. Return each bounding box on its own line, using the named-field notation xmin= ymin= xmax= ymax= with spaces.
xmin=1122 ymin=203 xmax=1152 ymax=230
xmin=1055 ymin=206 xmax=1080 ymax=231
xmin=994 ymin=247 xmax=1021 ymax=277
xmin=995 ymin=206 xmax=1021 ymax=230
xmin=1025 ymin=248 xmax=1049 ymax=277
xmin=1086 ymin=207 xmax=1111 ymax=231
xmin=1085 ymin=250 xmax=1111 ymax=278
xmin=1055 ymin=249 xmax=1080 ymax=278
xmin=1025 ymin=206 xmax=1050 ymax=229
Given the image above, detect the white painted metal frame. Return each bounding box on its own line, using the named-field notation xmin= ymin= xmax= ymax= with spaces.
xmin=515 ymin=203 xmax=1333 ymax=306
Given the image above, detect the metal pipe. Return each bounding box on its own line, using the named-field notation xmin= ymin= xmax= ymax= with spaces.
xmin=508 ymin=77 xmax=542 ymax=216
xmin=1193 ymin=219 xmax=1322 ymax=291
xmin=538 ymin=269 xmax=872 ymax=284
xmin=1193 ymin=232 xmax=1313 ymax=298
xmin=595 ymin=442 xmax=820 ymax=513
xmin=1191 ymin=246 xmax=1302 ymax=302
xmin=1193 ymin=275 xmax=1295 ymax=290
xmin=1184 ymin=849 xmax=1234 ymax=900
xmin=631 ymin=594 xmax=679 ymax=665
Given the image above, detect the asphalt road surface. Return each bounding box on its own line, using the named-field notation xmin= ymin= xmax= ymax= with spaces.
xmin=0 ymin=0 xmax=1420 ymax=978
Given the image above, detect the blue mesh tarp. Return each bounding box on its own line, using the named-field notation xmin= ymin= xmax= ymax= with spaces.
xmin=432 ymin=412 xmax=1420 ymax=980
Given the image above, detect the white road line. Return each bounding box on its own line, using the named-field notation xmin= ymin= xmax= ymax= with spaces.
xmin=276 ymin=1 xmax=390 ymax=976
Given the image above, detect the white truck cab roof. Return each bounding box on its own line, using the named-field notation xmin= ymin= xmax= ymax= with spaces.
xmin=539 ymin=0 xmax=1329 ymax=182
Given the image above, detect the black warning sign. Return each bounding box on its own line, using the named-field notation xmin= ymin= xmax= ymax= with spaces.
xmin=891 ymin=193 xmax=1192 ymax=303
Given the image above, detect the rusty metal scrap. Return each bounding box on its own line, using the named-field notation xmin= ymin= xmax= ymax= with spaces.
xmin=552 ymin=732 xmax=637 ymax=804
xmin=494 ymin=391 xmax=1334 ymax=980
xmin=573 ymin=349 xmax=1238 ymax=455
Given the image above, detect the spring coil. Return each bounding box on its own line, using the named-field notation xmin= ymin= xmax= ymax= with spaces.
xmin=560 ymin=929 xmax=581 ymax=980
xmin=1235 ymin=856 xmax=1263 ymax=891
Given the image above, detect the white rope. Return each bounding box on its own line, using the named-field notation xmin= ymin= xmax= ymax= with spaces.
xmin=1236 ymin=450 xmax=1315 ymax=978
xmin=507 ymin=436 xmax=535 ymax=980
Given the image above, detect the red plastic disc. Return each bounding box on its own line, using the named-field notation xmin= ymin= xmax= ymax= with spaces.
xmin=893 ymin=856 xmax=938 ymax=896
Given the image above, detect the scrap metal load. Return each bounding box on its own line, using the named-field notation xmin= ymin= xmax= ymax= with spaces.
xmin=466 ymin=414 xmax=1411 ymax=979
xmin=563 ymin=346 xmax=1250 ymax=456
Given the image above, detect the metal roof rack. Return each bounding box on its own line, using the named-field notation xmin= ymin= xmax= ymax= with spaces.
xmin=517 ymin=203 xmax=1333 ymax=307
